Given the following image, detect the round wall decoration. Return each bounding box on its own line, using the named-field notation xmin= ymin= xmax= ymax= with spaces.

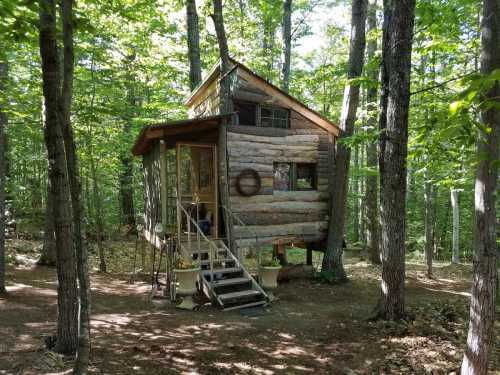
xmin=236 ymin=169 xmax=261 ymax=196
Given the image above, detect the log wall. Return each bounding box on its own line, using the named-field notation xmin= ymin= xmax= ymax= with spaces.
xmin=227 ymin=113 xmax=332 ymax=247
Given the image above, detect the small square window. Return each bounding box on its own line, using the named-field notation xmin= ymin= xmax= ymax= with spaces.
xmin=296 ymin=163 xmax=317 ymax=190
xmin=234 ymin=101 xmax=257 ymax=126
xmin=260 ymin=106 xmax=289 ymax=129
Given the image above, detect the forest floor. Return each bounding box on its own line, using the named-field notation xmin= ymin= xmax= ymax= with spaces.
xmin=0 ymin=238 xmax=499 ymax=375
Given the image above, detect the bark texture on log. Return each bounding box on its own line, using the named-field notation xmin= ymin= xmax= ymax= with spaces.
xmin=461 ymin=0 xmax=499 ymax=373
xmin=39 ymin=0 xmax=78 ymax=353
xmin=323 ymin=0 xmax=368 ymax=281
xmin=376 ymin=0 xmax=416 ymax=320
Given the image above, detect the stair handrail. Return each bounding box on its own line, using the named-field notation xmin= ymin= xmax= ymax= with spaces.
xmin=176 ymin=200 xmax=220 ymax=284
xmin=220 ymin=205 xmax=262 ymax=274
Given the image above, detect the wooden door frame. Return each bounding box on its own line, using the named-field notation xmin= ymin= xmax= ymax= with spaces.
xmin=175 ymin=142 xmax=219 ymax=238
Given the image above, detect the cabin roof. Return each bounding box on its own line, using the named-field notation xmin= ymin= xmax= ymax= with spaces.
xmin=131 ymin=114 xmax=229 ymax=156
xmin=185 ymin=58 xmax=340 ymax=136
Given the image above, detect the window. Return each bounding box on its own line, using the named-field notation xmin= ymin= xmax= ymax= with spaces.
xmin=295 ymin=163 xmax=316 ymax=190
xmin=273 ymin=163 xmax=317 ymax=191
xmin=234 ymin=101 xmax=257 ymax=126
xmin=273 ymin=163 xmax=291 ymax=191
xmin=261 ymin=106 xmax=289 ymax=129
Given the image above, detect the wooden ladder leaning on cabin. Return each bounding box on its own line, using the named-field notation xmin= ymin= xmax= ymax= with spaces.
xmin=176 ymin=201 xmax=268 ymax=311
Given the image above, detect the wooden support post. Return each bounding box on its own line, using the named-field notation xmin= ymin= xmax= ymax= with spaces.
xmin=306 ymin=249 xmax=313 ymax=266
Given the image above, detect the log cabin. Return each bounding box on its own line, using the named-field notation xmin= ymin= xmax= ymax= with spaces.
xmin=132 ymin=59 xmax=339 ymax=310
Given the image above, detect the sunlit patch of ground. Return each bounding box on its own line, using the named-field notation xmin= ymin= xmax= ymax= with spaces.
xmin=1 ymin=239 xmax=499 ymax=374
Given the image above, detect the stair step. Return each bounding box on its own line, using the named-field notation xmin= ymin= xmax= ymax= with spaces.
xmin=202 ymin=267 xmax=241 ymax=276
xmin=222 ymin=300 xmax=267 ymax=312
xmin=219 ymin=289 xmax=262 ymax=301
xmin=200 ymin=258 xmax=234 ymax=266
xmin=212 ymin=277 xmax=250 ymax=287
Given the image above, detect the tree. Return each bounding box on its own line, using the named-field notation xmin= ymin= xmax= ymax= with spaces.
xmin=365 ymin=0 xmax=380 ymax=265
xmin=461 ymin=0 xmax=499 ymax=373
xmin=56 ymin=0 xmax=91 ymax=370
xmin=186 ymin=0 xmax=202 ymax=91
xmin=424 ymin=165 xmax=435 ymax=278
xmin=375 ymin=0 xmax=416 ymax=320
xmin=281 ymin=0 xmax=292 ymax=93
xmin=0 ymin=53 xmax=7 ymax=295
xmin=38 ymin=0 xmax=78 ymax=353
xmin=451 ymin=188 xmax=460 ymax=263
xmin=211 ymin=0 xmax=234 ymax=251
xmin=322 ymin=0 xmax=368 ymax=281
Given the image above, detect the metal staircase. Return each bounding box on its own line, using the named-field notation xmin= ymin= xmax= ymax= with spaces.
xmin=177 ymin=202 xmax=268 ymax=311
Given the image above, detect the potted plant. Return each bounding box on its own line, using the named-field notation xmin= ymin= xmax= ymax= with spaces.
xmin=173 ymin=257 xmax=201 ymax=296
xmin=258 ymin=258 xmax=282 ymax=290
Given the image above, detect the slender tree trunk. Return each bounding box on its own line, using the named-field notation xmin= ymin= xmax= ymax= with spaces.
xmin=375 ymin=0 xmax=416 ymax=320
xmin=186 ymin=0 xmax=202 ymax=91
xmin=0 ymin=56 xmax=7 ymax=295
xmin=281 ymin=0 xmax=292 ymax=93
xmin=39 ymin=0 xmax=78 ymax=353
xmin=424 ymin=167 xmax=434 ymax=278
xmin=211 ymin=0 xmax=234 ymax=251
xmin=451 ymin=189 xmax=460 ymax=264
xmin=461 ymin=0 xmax=499 ymax=373
xmin=352 ymin=144 xmax=360 ymax=244
xmin=39 ymin=189 xmax=57 ymax=266
xmin=86 ymin=53 xmax=106 ymax=273
xmin=365 ymin=0 xmax=380 ymax=264
xmin=90 ymin=153 xmax=106 ymax=272
xmin=54 ymin=0 xmax=91 ymax=370
xmin=322 ymin=0 xmax=367 ymax=281
xmin=120 ymin=53 xmax=136 ymax=228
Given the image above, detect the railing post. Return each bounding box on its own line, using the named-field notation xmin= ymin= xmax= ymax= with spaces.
xmin=187 ymin=205 xmax=191 ymax=254
xmin=196 ymin=202 xmax=201 ymax=264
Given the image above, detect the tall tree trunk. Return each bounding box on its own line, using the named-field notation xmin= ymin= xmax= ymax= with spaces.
xmin=39 ymin=189 xmax=57 ymax=266
xmin=281 ymin=0 xmax=292 ymax=93
xmin=461 ymin=0 xmax=499 ymax=373
xmin=424 ymin=167 xmax=435 ymax=278
xmin=352 ymin=143 xmax=360 ymax=244
xmin=211 ymin=0 xmax=234 ymax=252
xmin=375 ymin=0 xmax=416 ymax=320
xmin=451 ymin=189 xmax=460 ymax=263
xmin=365 ymin=0 xmax=380 ymax=265
xmin=86 ymin=52 xmax=106 ymax=273
xmin=54 ymin=0 xmax=91 ymax=370
xmin=120 ymin=53 xmax=136 ymax=228
xmin=186 ymin=0 xmax=202 ymax=91
xmin=0 ymin=56 xmax=7 ymax=295
xmin=38 ymin=0 xmax=78 ymax=353
xmin=90 ymin=152 xmax=106 ymax=272
xmin=322 ymin=0 xmax=367 ymax=281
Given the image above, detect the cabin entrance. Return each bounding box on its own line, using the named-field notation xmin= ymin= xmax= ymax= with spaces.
xmin=176 ymin=143 xmax=218 ymax=238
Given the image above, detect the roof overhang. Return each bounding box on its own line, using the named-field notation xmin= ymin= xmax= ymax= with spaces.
xmin=131 ymin=114 xmax=229 ymax=156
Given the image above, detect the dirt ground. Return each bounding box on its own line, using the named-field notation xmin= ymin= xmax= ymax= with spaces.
xmin=0 ymin=239 xmax=499 ymax=374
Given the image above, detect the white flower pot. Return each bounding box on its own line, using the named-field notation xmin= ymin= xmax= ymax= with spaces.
xmin=174 ymin=268 xmax=200 ymax=296
xmin=259 ymin=266 xmax=281 ymax=290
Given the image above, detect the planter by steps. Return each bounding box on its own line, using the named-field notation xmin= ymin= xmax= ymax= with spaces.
xmin=259 ymin=266 xmax=281 ymax=290
xmin=174 ymin=267 xmax=201 ymax=295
